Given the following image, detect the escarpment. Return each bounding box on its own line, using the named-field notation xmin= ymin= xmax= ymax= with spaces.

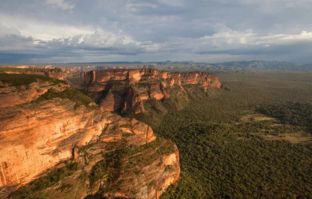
xmin=0 ymin=72 xmax=180 ymax=199
xmin=82 ymin=69 xmax=222 ymax=114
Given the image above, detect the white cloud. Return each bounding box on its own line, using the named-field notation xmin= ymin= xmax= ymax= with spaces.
xmin=0 ymin=24 xmax=20 ymax=37
xmin=1 ymin=0 xmax=312 ymax=63
xmin=126 ymin=2 xmax=159 ymax=12
xmin=0 ymin=13 xmax=159 ymax=53
xmin=198 ymin=30 xmax=312 ymax=49
xmin=0 ymin=14 xmax=93 ymax=41
xmin=157 ymin=0 xmax=184 ymax=7
xmin=151 ymin=29 xmax=312 ymax=57
xmin=54 ymin=29 xmax=139 ymax=49
xmin=50 ymin=29 xmax=160 ymax=53
xmin=0 ymin=24 xmax=34 ymax=51
xmin=45 ymin=0 xmax=74 ymax=10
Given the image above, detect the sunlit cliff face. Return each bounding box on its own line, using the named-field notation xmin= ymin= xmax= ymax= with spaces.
xmin=82 ymin=68 xmax=222 ymax=113
xmin=0 ymin=69 xmax=186 ymax=198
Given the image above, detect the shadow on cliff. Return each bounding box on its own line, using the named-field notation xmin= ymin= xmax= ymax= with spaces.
xmin=95 ymin=83 xmax=113 ymax=104
xmin=84 ymin=193 xmax=132 ymax=199
xmin=84 ymin=193 xmax=102 ymax=199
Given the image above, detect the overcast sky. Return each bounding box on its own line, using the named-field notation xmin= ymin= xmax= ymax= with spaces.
xmin=1 ymin=0 xmax=312 ymax=63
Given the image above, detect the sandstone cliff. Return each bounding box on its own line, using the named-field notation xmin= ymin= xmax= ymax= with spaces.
xmin=82 ymin=69 xmax=222 ymax=114
xmin=0 ymin=73 xmax=180 ymax=199
xmin=0 ymin=77 xmax=68 ymax=108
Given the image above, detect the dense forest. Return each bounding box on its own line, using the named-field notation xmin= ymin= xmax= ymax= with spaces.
xmin=257 ymin=103 xmax=312 ymax=133
xmin=141 ymin=72 xmax=312 ymax=198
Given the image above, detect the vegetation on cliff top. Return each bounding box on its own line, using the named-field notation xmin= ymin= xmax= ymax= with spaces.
xmin=0 ymin=73 xmax=64 ymax=87
xmin=11 ymin=161 xmax=79 ymax=199
xmin=0 ymin=67 xmax=62 ymax=73
xmin=90 ymin=137 xmax=177 ymax=193
xmin=135 ymin=85 xmax=203 ymax=126
xmin=0 ymin=72 xmax=98 ymax=108
xmin=35 ymin=88 xmax=96 ymax=108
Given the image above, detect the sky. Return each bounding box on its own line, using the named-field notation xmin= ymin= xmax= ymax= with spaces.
xmin=1 ymin=0 xmax=312 ymax=63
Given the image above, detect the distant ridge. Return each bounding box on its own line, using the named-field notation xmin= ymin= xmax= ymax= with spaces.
xmin=1 ymin=60 xmax=312 ymax=71
xmin=209 ymin=60 xmax=312 ymax=72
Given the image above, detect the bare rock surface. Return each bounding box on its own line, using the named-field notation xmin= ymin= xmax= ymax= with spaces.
xmin=82 ymin=69 xmax=222 ymax=114
xmin=0 ymin=72 xmax=182 ymax=199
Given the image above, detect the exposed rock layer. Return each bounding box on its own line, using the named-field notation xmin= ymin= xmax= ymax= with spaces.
xmin=0 ymin=81 xmax=68 ymax=108
xmin=0 ymin=74 xmax=180 ymax=199
xmin=82 ymin=69 xmax=222 ymax=113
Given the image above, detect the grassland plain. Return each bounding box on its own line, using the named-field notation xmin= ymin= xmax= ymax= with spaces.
xmin=154 ymin=72 xmax=312 ymax=199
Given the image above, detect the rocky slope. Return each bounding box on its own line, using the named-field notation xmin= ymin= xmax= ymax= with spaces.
xmin=0 ymin=73 xmax=180 ymax=199
xmin=0 ymin=75 xmax=68 ymax=108
xmin=82 ymin=69 xmax=222 ymax=114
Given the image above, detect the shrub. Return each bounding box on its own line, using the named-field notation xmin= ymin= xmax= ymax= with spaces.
xmin=10 ymin=162 xmax=79 ymax=199
xmin=35 ymin=88 xmax=95 ymax=108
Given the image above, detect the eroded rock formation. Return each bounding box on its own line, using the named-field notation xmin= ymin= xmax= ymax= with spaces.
xmin=82 ymin=69 xmax=222 ymax=114
xmin=0 ymin=73 xmax=180 ymax=199
xmin=0 ymin=80 xmax=68 ymax=108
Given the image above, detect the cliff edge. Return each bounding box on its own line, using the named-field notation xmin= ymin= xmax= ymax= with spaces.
xmin=82 ymin=69 xmax=222 ymax=115
xmin=0 ymin=73 xmax=180 ymax=199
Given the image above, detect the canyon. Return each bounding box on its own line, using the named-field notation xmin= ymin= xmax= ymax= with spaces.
xmin=0 ymin=67 xmax=221 ymax=199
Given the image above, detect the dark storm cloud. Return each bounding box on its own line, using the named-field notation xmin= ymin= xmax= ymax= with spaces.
xmin=0 ymin=0 xmax=312 ymax=63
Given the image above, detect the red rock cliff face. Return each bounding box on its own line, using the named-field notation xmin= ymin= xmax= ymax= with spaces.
xmin=0 ymin=75 xmax=180 ymax=199
xmin=0 ymin=81 xmax=69 ymax=108
xmin=82 ymin=69 xmax=222 ymax=113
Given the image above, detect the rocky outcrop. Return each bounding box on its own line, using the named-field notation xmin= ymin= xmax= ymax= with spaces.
xmin=0 ymin=74 xmax=180 ymax=199
xmin=82 ymin=69 xmax=222 ymax=114
xmin=0 ymin=81 xmax=69 ymax=108
xmin=100 ymin=139 xmax=180 ymax=199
